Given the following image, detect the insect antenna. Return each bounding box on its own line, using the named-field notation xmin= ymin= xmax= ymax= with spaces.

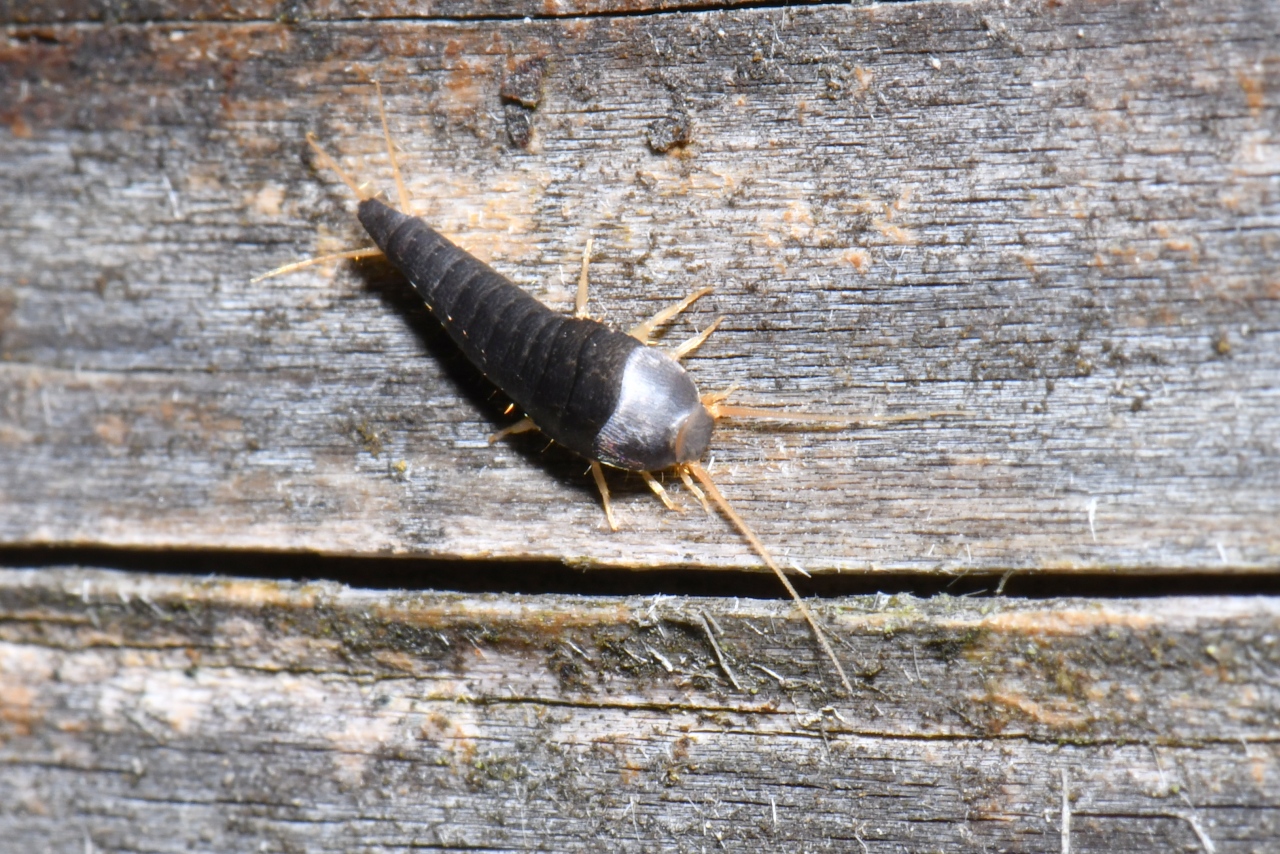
xmin=681 ymin=461 xmax=855 ymax=697
xmin=707 ymin=401 xmax=966 ymax=425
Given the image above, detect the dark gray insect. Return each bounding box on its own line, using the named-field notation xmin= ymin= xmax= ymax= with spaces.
xmin=258 ymin=92 xmax=957 ymax=696
xmin=357 ymin=198 xmax=714 ymax=476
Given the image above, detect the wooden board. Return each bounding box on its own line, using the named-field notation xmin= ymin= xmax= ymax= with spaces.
xmin=1 ymin=0 xmax=1277 ymax=573
xmin=1 ymin=567 xmax=1276 ymax=851
xmin=1 ymin=0 xmax=804 ymax=24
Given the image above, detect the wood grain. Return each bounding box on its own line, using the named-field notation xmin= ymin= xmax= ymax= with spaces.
xmin=1 ymin=0 xmax=1277 ymax=573
xmin=0 ymin=0 xmax=801 ymax=25
xmin=0 ymin=567 xmax=1276 ymax=852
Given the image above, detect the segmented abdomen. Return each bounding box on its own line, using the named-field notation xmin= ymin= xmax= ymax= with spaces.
xmin=357 ymin=198 xmax=642 ymax=459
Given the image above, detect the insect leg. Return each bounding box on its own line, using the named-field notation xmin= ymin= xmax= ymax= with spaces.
xmin=574 ymin=238 xmax=594 ymax=319
xmin=589 ymin=461 xmax=619 ymax=531
xmin=488 ymin=416 xmax=538 ymax=445
xmin=629 ymin=286 xmax=713 ymax=343
xmin=670 ymin=316 xmax=724 ymax=360
xmin=677 ymin=466 xmax=712 ymax=514
xmin=639 ymin=471 xmax=681 ymax=512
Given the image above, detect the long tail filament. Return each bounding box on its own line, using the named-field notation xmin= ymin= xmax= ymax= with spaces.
xmin=250 ymin=247 xmax=383 ymax=283
xmin=305 ymin=132 xmax=371 ymax=201
xmin=257 ymin=102 xmax=395 ymax=286
xmin=374 ymin=81 xmax=411 ymax=213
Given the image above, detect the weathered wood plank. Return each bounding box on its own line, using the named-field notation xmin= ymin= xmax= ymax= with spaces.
xmin=0 ymin=567 xmax=1276 ymax=851
xmin=1 ymin=0 xmax=1277 ymax=572
xmin=1 ymin=0 xmax=820 ymax=25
